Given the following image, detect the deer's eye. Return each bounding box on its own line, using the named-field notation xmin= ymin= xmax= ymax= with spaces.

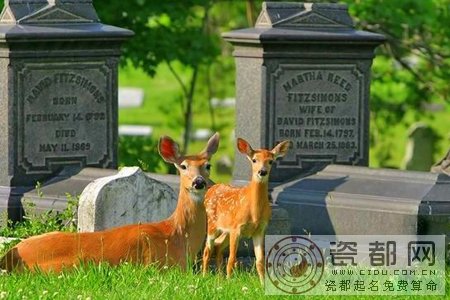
xmin=269 ymin=160 xmax=273 ymax=165
xmin=252 ymin=159 xmax=257 ymax=163
xmin=205 ymin=164 xmax=211 ymax=171
xmin=180 ymin=164 xmax=187 ymax=170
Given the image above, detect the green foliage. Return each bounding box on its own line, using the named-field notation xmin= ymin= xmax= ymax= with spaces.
xmin=95 ymin=0 xmax=220 ymax=75
xmin=342 ymin=0 xmax=450 ymax=167
xmin=118 ymin=135 xmax=169 ymax=173
xmin=0 ymin=191 xmax=78 ymax=239
xmin=95 ymin=0 xmax=248 ymax=153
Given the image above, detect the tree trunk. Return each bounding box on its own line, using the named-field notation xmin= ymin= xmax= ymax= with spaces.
xmin=182 ymin=67 xmax=199 ymax=154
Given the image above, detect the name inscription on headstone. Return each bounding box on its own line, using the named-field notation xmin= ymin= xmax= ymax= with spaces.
xmin=17 ymin=61 xmax=114 ymax=173
xmin=271 ymin=64 xmax=364 ymax=166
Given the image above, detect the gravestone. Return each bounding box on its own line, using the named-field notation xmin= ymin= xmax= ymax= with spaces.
xmin=0 ymin=0 xmax=133 ymax=222
xmin=118 ymin=87 xmax=144 ymax=108
xmin=272 ymin=165 xmax=450 ymax=239
xmin=211 ymin=97 xmax=236 ymax=108
xmin=0 ymin=0 xmax=133 ymax=187
xmin=192 ymin=128 xmax=214 ymax=141
xmin=78 ymin=167 xmax=177 ymax=232
xmin=402 ymin=123 xmax=436 ymax=171
xmin=118 ymin=125 xmax=153 ymax=137
xmin=223 ymin=2 xmax=385 ymax=182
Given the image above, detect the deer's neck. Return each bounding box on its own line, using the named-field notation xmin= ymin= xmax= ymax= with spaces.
xmin=248 ymin=180 xmax=269 ymax=221
xmin=170 ymin=188 xmax=207 ymax=257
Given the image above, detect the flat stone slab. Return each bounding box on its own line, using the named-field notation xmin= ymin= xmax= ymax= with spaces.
xmin=192 ymin=128 xmax=214 ymax=141
xmin=211 ymin=97 xmax=235 ymax=108
xmin=118 ymin=87 xmax=144 ymax=108
xmin=78 ymin=167 xmax=177 ymax=232
xmin=272 ymin=165 xmax=450 ymax=238
xmin=118 ymin=125 xmax=153 ymax=136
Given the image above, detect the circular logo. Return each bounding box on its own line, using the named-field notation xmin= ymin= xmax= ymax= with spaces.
xmin=266 ymin=236 xmax=324 ymax=294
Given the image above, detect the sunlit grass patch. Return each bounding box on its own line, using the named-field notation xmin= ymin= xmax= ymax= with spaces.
xmin=0 ymin=262 xmax=448 ymax=300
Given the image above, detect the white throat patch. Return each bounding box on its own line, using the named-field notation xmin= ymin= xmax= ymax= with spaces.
xmin=189 ymin=190 xmax=206 ymax=204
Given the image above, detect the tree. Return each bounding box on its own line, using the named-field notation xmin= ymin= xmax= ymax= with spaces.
xmin=95 ymin=0 xmax=220 ymax=153
xmin=342 ymin=0 xmax=450 ymax=167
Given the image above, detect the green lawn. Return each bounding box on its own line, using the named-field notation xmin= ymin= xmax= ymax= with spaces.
xmin=0 ymin=263 xmax=448 ymax=299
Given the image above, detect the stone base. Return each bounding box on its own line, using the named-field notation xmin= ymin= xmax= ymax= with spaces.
xmin=272 ymin=165 xmax=450 ymax=241
xmin=0 ymin=167 xmax=180 ymax=224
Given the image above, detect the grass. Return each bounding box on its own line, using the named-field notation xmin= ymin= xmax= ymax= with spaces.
xmin=0 ymin=263 xmax=260 ymax=300
xmin=0 ymin=262 xmax=448 ymax=300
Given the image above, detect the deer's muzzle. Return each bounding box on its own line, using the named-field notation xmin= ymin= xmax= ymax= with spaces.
xmin=192 ymin=176 xmax=206 ymax=190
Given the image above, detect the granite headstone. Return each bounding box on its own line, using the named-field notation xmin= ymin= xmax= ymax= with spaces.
xmin=0 ymin=0 xmax=132 ymax=221
xmin=0 ymin=0 xmax=133 ymax=187
xmin=403 ymin=123 xmax=436 ymax=171
xmin=223 ymin=2 xmax=385 ymax=182
xmin=78 ymin=167 xmax=177 ymax=232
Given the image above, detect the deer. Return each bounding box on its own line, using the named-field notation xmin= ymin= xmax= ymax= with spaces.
xmin=0 ymin=133 xmax=219 ymax=273
xmin=202 ymin=138 xmax=290 ymax=284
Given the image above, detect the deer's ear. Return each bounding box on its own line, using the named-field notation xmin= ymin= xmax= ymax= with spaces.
xmin=158 ymin=136 xmax=180 ymax=163
xmin=237 ymin=138 xmax=254 ymax=157
xmin=203 ymin=132 xmax=220 ymax=159
xmin=271 ymin=140 xmax=291 ymax=159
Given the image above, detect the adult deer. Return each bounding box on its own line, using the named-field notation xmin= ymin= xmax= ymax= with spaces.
xmin=202 ymin=138 xmax=290 ymax=284
xmin=0 ymin=133 xmax=219 ymax=273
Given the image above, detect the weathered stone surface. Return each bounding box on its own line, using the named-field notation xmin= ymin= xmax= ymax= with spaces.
xmin=0 ymin=167 xmax=181 ymax=224
xmin=223 ymin=2 xmax=385 ymax=182
xmin=431 ymin=148 xmax=450 ymax=176
xmin=266 ymin=205 xmax=291 ymax=235
xmin=118 ymin=87 xmax=144 ymax=108
xmin=402 ymin=123 xmax=437 ymax=171
xmin=0 ymin=0 xmax=99 ymax=24
xmin=272 ymin=164 xmax=450 ymax=239
xmin=215 ymin=155 xmax=233 ymax=175
xmin=17 ymin=61 xmax=116 ymax=174
xmin=118 ymin=125 xmax=153 ymax=136
xmin=0 ymin=0 xmax=133 ymax=187
xmin=78 ymin=167 xmax=177 ymax=232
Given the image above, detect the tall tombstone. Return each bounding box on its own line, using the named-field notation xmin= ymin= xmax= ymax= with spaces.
xmin=223 ymin=2 xmax=385 ymax=182
xmin=402 ymin=123 xmax=436 ymax=171
xmin=0 ymin=0 xmax=133 ymax=187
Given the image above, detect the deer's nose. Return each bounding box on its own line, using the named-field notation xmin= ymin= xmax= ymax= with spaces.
xmin=192 ymin=176 xmax=206 ymax=190
xmin=258 ymin=169 xmax=268 ymax=177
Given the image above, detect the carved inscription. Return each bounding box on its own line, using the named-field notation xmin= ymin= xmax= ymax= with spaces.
xmin=272 ymin=65 xmax=363 ymax=166
xmin=18 ymin=63 xmax=113 ymax=173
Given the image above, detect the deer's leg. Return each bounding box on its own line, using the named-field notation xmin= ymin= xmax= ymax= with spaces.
xmin=253 ymin=233 xmax=265 ymax=285
xmin=226 ymin=231 xmax=240 ymax=279
xmin=215 ymin=234 xmax=229 ymax=274
xmin=202 ymin=234 xmax=216 ymax=276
